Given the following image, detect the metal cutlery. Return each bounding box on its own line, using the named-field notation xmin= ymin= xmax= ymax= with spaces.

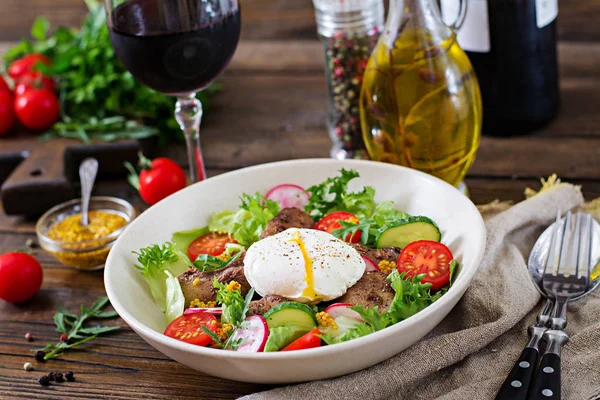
xmin=495 ymin=211 xmax=600 ymax=400
xmin=528 ymin=212 xmax=594 ymax=400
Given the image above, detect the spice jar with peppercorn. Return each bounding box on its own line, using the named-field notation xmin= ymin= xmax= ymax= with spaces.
xmin=312 ymin=0 xmax=384 ymax=160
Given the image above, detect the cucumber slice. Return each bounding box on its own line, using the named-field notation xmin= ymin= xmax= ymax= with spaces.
xmin=263 ymin=301 xmax=317 ymax=331
xmin=376 ymin=216 xmax=441 ymax=249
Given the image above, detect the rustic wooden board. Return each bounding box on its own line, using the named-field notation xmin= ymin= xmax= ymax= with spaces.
xmin=1 ymin=0 xmax=599 ymax=43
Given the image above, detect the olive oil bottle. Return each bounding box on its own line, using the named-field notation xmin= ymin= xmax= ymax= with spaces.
xmin=359 ymin=0 xmax=482 ymax=187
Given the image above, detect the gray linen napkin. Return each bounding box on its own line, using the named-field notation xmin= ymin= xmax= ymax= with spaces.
xmin=243 ymin=184 xmax=600 ymax=400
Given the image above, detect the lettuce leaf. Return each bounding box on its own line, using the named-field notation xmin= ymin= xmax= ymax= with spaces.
xmin=349 ymin=305 xmax=390 ymax=332
xmin=208 ymin=192 xmax=280 ymax=247
xmin=370 ymin=201 xmax=409 ymax=227
xmin=386 ymin=270 xmax=443 ymax=324
xmin=171 ymin=227 xmax=209 ymax=254
xmin=164 ymin=270 xmax=184 ymax=323
xmin=133 ymin=243 xmax=190 ymax=312
xmin=319 ymin=322 xmax=372 ymax=345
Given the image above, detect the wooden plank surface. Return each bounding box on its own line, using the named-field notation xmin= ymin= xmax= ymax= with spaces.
xmin=1 ymin=0 xmax=600 ymax=43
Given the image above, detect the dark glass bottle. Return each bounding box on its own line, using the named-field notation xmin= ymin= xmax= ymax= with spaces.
xmin=441 ymin=0 xmax=560 ymax=136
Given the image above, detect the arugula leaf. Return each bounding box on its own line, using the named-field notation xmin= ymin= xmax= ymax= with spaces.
xmin=332 ymin=219 xmax=379 ymax=246
xmin=78 ymin=326 xmax=121 ymax=335
xmin=133 ymin=243 xmax=191 ymax=312
xmin=449 ymin=260 xmax=458 ymax=286
xmin=164 ymin=271 xmax=185 ymax=323
xmin=40 ymin=296 xmax=119 ymax=360
xmin=3 ymin=0 xmax=219 ymax=144
xmin=208 ymin=192 xmax=280 ymax=247
xmin=193 ymin=251 xmax=242 ymax=272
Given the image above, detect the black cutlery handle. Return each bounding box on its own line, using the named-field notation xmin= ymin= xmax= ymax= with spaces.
xmin=494 ymin=347 xmax=539 ymax=400
xmin=529 ymin=353 xmax=561 ymax=400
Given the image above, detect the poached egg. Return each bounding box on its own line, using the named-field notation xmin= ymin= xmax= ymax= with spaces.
xmin=244 ymin=228 xmax=365 ymax=303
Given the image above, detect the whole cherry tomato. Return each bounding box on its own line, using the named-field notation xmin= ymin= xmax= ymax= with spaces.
xmin=0 ymin=91 xmax=15 ymax=136
xmin=8 ymin=54 xmax=52 ymax=80
xmin=0 ymin=76 xmax=11 ymax=93
xmin=0 ymin=252 xmax=43 ymax=303
xmin=137 ymin=157 xmax=187 ymax=205
xmin=14 ymin=88 xmax=60 ymax=131
xmin=14 ymin=71 xmax=56 ymax=97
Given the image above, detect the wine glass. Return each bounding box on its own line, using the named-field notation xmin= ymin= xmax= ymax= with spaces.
xmin=104 ymin=0 xmax=241 ymax=182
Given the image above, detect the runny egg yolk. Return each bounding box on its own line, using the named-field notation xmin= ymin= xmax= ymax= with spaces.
xmin=287 ymin=230 xmax=319 ymax=300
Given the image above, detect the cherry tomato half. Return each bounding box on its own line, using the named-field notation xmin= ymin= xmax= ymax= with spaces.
xmin=314 ymin=211 xmax=361 ymax=243
xmin=164 ymin=313 xmax=218 ymax=346
xmin=397 ymin=240 xmax=453 ymax=290
xmin=138 ymin=158 xmax=186 ymax=206
xmin=188 ymin=232 xmax=238 ymax=262
xmin=281 ymin=328 xmax=321 ymax=351
xmin=14 ymin=88 xmax=60 ymax=131
xmin=8 ymin=54 xmax=52 ymax=80
xmin=14 ymin=72 xmax=56 ymax=97
xmin=0 ymin=252 xmax=43 ymax=303
xmin=0 ymin=91 xmax=15 ymax=136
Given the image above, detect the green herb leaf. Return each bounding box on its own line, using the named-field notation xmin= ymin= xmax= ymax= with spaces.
xmin=78 ymin=326 xmax=120 ymax=335
xmin=193 ymin=252 xmax=242 ymax=272
xmin=40 ymin=297 xmax=120 ymax=360
xmin=31 ymin=17 xmax=50 ymax=41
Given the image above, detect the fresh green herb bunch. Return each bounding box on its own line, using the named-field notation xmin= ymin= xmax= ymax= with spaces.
xmin=3 ymin=0 xmax=220 ymax=144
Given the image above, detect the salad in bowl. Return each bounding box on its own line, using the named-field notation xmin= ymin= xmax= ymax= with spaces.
xmin=133 ymin=169 xmax=458 ymax=353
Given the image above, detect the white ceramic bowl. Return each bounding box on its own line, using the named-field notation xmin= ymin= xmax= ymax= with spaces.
xmin=104 ymin=159 xmax=486 ymax=384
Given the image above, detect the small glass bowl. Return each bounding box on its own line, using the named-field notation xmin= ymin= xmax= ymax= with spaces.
xmin=36 ymin=197 xmax=136 ymax=271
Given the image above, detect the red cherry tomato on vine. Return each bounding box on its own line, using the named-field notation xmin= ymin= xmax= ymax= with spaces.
xmin=8 ymin=54 xmax=52 ymax=80
xmin=14 ymin=88 xmax=60 ymax=131
xmin=14 ymin=72 xmax=56 ymax=97
xmin=0 ymin=252 xmax=43 ymax=303
xmin=0 ymin=91 xmax=15 ymax=136
xmin=0 ymin=76 xmax=11 ymax=93
xmin=138 ymin=158 xmax=187 ymax=205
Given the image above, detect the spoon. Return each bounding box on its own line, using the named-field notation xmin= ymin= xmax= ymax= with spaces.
xmin=79 ymin=158 xmax=99 ymax=227
xmin=495 ymin=212 xmax=600 ymax=400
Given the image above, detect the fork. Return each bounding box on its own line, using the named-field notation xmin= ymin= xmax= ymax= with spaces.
xmin=528 ymin=211 xmax=593 ymax=400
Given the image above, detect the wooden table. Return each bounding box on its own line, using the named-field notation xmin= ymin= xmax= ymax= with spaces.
xmin=1 ymin=1 xmax=600 ymax=399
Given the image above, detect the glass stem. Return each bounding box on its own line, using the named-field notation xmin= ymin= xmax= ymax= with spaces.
xmin=175 ymin=93 xmax=206 ymax=183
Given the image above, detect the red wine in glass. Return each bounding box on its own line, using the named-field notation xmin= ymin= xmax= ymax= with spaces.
xmin=105 ymin=0 xmax=241 ymax=182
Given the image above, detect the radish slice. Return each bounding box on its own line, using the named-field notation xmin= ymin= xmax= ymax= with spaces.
xmin=230 ymin=314 xmax=269 ymax=352
xmin=265 ymin=184 xmax=310 ymax=209
xmin=362 ymin=255 xmax=379 ymax=272
xmin=184 ymin=307 xmax=223 ymax=315
xmin=325 ymin=303 xmax=363 ymax=322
